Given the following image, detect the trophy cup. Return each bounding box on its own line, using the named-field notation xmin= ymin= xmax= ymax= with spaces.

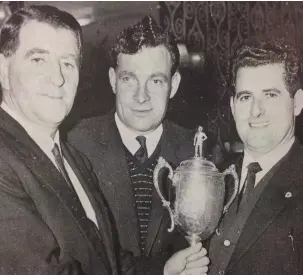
xmin=153 ymin=126 xmax=239 ymax=246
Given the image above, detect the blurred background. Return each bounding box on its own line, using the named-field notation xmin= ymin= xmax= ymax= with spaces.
xmin=2 ymin=1 xmax=303 ymax=162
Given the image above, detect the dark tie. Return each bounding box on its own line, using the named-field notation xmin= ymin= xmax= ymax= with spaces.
xmin=237 ymin=162 xmax=262 ymax=210
xmin=134 ymin=136 xmax=148 ymax=164
xmin=52 ymin=143 xmax=74 ymax=189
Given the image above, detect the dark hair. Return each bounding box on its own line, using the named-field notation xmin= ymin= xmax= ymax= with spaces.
xmin=110 ymin=16 xmax=180 ymax=75
xmin=0 ymin=5 xmax=83 ymax=62
xmin=231 ymin=39 xmax=302 ymax=97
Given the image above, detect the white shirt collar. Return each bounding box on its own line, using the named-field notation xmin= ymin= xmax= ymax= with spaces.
xmin=240 ymin=137 xmax=295 ymax=189
xmin=114 ymin=112 xmax=163 ymax=157
xmin=1 ymin=102 xmax=60 ymax=156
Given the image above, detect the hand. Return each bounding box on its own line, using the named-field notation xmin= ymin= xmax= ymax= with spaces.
xmin=164 ymin=242 xmax=209 ymax=275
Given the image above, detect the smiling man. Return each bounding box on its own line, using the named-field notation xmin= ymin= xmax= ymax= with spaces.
xmin=0 ymin=5 xmax=121 ymax=274
xmin=69 ymin=16 xmax=209 ymax=275
xmin=208 ymin=40 xmax=303 ymax=275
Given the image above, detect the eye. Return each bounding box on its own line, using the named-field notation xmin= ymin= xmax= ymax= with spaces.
xmin=153 ymin=79 xmax=163 ymax=85
xmin=122 ymin=76 xmax=130 ymax=82
xmin=63 ymin=62 xmax=74 ymax=69
xmin=31 ymin=57 xmax=44 ymax=64
xmin=265 ymin=92 xmax=278 ymax=98
xmin=239 ymin=95 xmax=251 ymax=102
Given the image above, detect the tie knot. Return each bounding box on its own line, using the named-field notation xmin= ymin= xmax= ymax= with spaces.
xmin=247 ymin=162 xmax=262 ymax=175
xmin=136 ymin=136 xmax=146 ymax=148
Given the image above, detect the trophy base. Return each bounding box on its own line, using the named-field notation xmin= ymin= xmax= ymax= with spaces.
xmin=185 ymin=233 xmax=201 ymax=247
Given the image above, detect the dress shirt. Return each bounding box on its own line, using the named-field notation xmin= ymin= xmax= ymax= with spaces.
xmin=240 ymin=137 xmax=295 ymax=191
xmin=115 ymin=112 xmax=163 ymax=157
xmin=1 ymin=102 xmax=98 ymax=228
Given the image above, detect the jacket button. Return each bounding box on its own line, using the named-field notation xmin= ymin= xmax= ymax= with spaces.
xmin=219 ymin=271 xmax=224 ymax=275
xmin=224 ymin=240 xmax=231 ymax=247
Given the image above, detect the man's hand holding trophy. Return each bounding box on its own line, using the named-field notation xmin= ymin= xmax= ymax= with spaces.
xmin=154 ymin=126 xmax=239 ymax=274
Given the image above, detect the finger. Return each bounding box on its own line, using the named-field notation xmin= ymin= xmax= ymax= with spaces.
xmin=179 ymin=242 xmax=203 ymax=258
xmin=186 ymin=247 xmax=207 ymax=262
xmin=180 ymin=266 xmax=208 ymax=275
xmin=186 ymin=256 xmax=210 ymax=269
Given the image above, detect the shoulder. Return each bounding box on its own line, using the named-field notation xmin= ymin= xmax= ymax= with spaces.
xmin=67 ymin=113 xmax=114 ymax=148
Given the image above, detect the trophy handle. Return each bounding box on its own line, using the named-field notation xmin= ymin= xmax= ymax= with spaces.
xmin=222 ymin=164 xmax=239 ymax=214
xmin=153 ymin=157 xmax=175 ymax=232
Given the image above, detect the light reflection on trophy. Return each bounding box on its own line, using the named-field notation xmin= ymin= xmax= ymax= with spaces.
xmin=153 ymin=126 xmax=239 ymax=246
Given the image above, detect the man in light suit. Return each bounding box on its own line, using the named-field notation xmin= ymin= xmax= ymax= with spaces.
xmin=68 ymin=16 xmax=209 ymax=275
xmin=0 ymin=5 xmax=208 ymax=275
xmin=208 ymin=39 xmax=303 ymax=275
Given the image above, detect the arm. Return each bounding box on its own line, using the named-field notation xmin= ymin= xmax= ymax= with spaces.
xmin=0 ymin=158 xmax=86 ymax=275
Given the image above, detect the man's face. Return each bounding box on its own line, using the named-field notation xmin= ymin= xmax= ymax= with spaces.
xmin=109 ymin=45 xmax=180 ymax=134
xmin=231 ymin=63 xmax=303 ymax=157
xmin=0 ymin=20 xmax=80 ymax=131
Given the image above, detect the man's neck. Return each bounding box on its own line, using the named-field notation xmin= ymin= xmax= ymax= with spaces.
xmin=1 ymin=101 xmax=58 ymax=139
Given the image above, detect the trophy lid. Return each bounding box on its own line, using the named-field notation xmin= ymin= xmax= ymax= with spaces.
xmin=176 ymin=125 xmax=219 ymax=174
xmin=177 ymin=157 xmax=218 ymax=173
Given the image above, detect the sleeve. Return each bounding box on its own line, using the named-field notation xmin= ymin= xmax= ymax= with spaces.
xmin=0 ymin=157 xmax=87 ymax=275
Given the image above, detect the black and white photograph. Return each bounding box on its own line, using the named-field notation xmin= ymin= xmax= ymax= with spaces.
xmin=0 ymin=1 xmax=302 ymax=274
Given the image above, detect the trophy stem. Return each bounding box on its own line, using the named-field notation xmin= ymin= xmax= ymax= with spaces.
xmin=185 ymin=233 xmax=201 ymax=247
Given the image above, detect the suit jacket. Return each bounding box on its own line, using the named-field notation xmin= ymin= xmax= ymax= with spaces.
xmin=67 ymin=112 xmax=196 ymax=274
xmin=209 ymin=141 xmax=303 ymax=275
xmin=0 ymin=108 xmax=119 ymax=275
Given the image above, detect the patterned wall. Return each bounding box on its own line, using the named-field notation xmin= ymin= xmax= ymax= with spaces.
xmin=160 ymin=1 xmax=303 ymax=144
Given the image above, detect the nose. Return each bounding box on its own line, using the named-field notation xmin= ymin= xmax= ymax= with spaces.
xmin=251 ymin=97 xmax=265 ymax=117
xmin=50 ymin=62 xmax=65 ymax=87
xmin=133 ymin=83 xmax=150 ymax=103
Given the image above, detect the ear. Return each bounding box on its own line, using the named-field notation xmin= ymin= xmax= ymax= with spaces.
xmin=0 ymin=53 xmax=10 ymax=91
xmin=230 ymin=96 xmax=235 ymax=117
xmin=169 ymin=71 xmax=181 ymax=99
xmin=294 ymin=89 xmax=303 ymax=116
xmin=108 ymin=67 xmax=117 ymax=95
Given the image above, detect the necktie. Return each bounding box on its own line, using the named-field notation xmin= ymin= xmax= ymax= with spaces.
xmin=237 ymin=162 xmax=262 ymax=210
xmin=134 ymin=136 xmax=148 ymax=164
xmin=52 ymin=143 xmax=74 ymax=189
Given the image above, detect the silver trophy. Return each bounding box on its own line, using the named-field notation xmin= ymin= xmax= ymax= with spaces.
xmin=153 ymin=126 xmax=239 ymax=246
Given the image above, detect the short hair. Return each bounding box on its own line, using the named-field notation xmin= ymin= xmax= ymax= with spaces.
xmin=110 ymin=16 xmax=180 ymax=75
xmin=0 ymin=5 xmax=83 ymax=63
xmin=231 ymin=39 xmax=302 ymax=97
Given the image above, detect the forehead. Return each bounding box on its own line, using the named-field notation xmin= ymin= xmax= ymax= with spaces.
xmin=16 ymin=20 xmax=79 ymax=57
xmin=116 ymin=45 xmax=172 ymax=75
xmin=235 ymin=63 xmax=287 ymax=93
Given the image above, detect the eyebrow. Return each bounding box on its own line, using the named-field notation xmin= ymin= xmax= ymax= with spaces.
xmin=25 ymin=48 xmax=49 ymax=58
xmin=150 ymin=73 xmax=168 ymax=81
xmin=235 ymin=90 xmax=251 ymax=99
xmin=262 ymin=88 xmax=281 ymax=94
xmin=118 ymin=71 xmax=136 ymax=78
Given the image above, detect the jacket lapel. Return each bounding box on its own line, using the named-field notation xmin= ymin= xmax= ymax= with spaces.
xmin=98 ymin=117 xmax=141 ymax=254
xmin=61 ymin=142 xmax=114 ymax=273
xmin=145 ymin=122 xmax=179 ymax=254
xmin=228 ymin=142 xmax=303 ymax=270
xmin=0 ymin=110 xmax=104 ymax=250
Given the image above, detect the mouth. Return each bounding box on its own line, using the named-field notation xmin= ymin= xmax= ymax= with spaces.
xmin=41 ymin=94 xmax=63 ymax=100
xmin=133 ymin=109 xmax=152 ymax=116
xmin=249 ymin=122 xmax=269 ymax=128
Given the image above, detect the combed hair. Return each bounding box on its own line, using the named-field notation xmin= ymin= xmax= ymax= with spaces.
xmin=231 ymin=39 xmax=302 ymax=97
xmin=110 ymin=16 xmax=180 ymax=75
xmin=0 ymin=5 xmax=83 ymax=62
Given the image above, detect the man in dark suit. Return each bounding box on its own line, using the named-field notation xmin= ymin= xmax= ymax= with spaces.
xmin=208 ymin=40 xmax=303 ymax=275
xmin=68 ymin=16 xmax=209 ymax=275
xmin=0 ymin=5 xmax=124 ymax=275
